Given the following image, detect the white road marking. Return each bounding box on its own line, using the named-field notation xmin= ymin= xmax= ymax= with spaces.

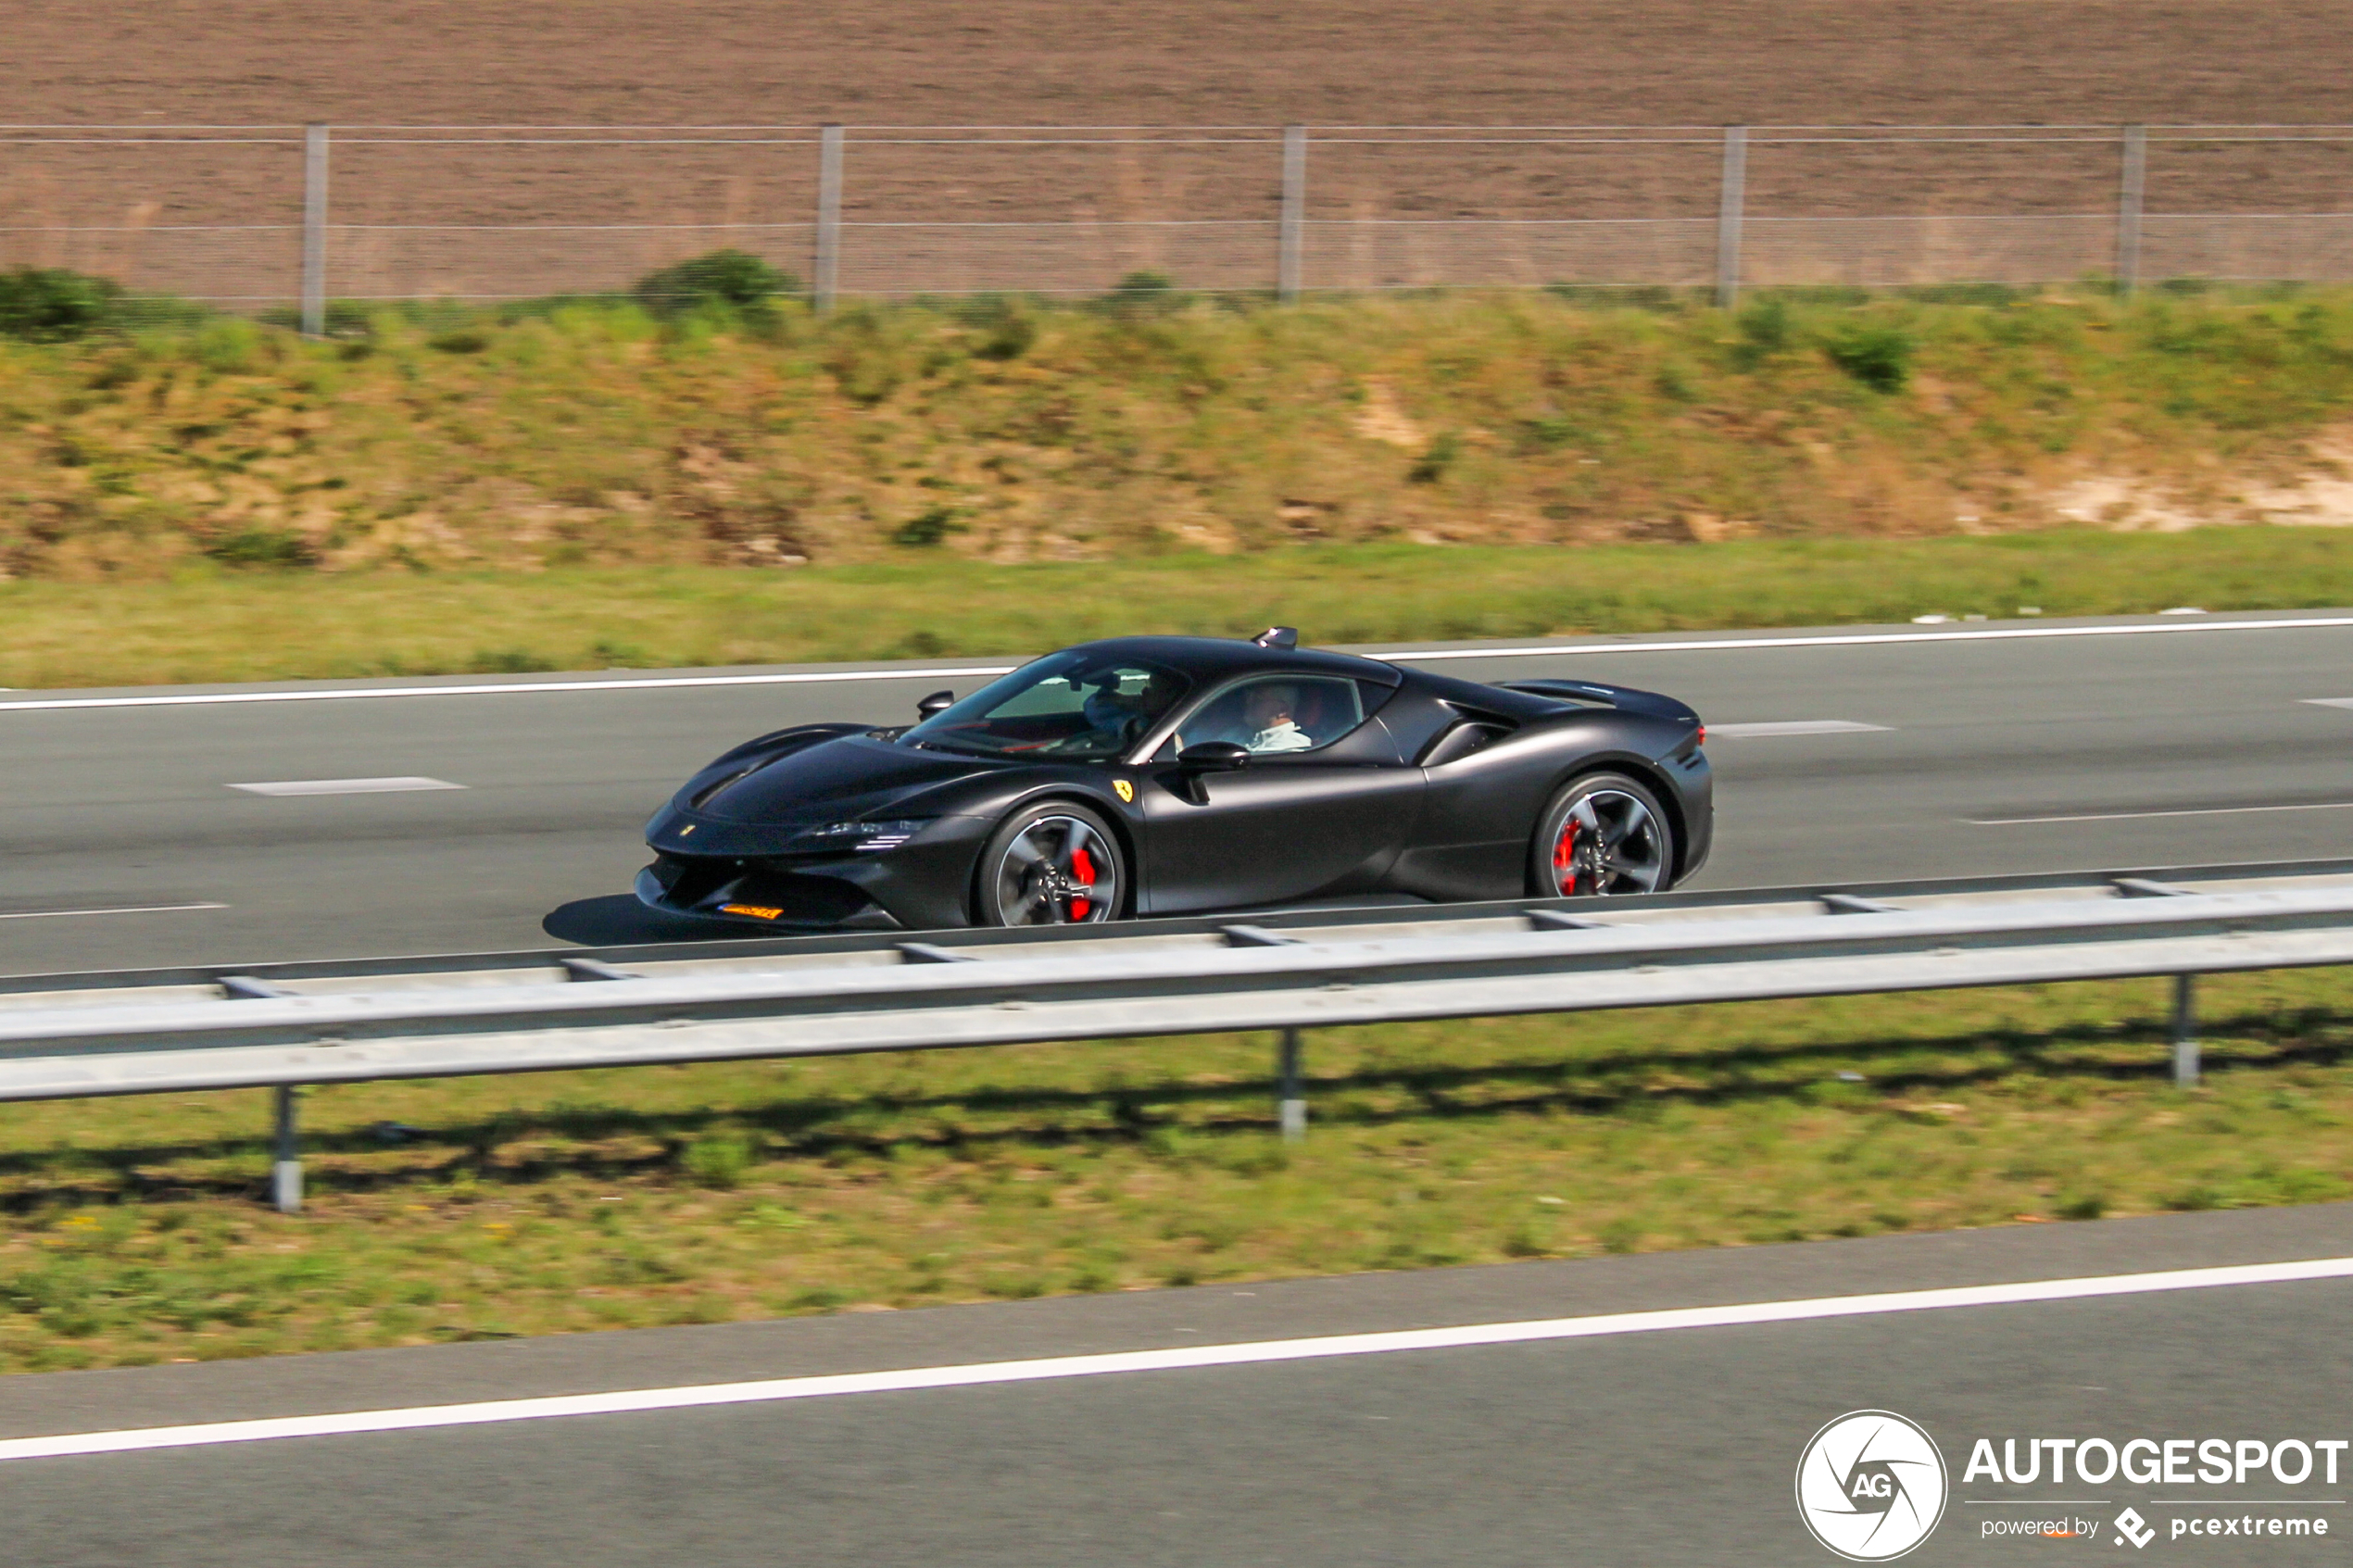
xmin=1397 ymin=615 xmax=2353 ymax=662
xmin=1972 ymin=801 xmax=2353 ymax=826
xmin=2304 ymin=698 xmax=2353 ymax=712
xmin=1705 ymin=720 xmax=1890 ymax=738
xmin=228 ymin=777 xmax=465 ymax=797
xmin=0 ymin=902 xmax=226 ymax=922
xmin=0 ymin=666 xmax=1022 ymax=712
xmin=2 ymin=616 xmax=2351 ymax=712
xmin=2 ymin=1254 xmax=2347 ymax=1464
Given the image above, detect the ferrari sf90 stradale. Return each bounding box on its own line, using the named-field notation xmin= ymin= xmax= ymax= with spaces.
xmin=637 ymin=629 xmax=1711 ymax=929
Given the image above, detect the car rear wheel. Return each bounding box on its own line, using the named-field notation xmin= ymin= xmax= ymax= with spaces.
xmin=1530 ymin=772 xmax=1675 ymax=897
xmin=975 ymin=802 xmax=1126 ymax=925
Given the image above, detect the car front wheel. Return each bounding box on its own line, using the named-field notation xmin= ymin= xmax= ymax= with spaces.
xmin=1529 ymin=772 xmax=1676 ymax=897
xmin=975 ymin=802 xmax=1126 ymax=925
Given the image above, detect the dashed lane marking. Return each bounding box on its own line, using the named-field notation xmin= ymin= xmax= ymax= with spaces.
xmin=0 ymin=902 xmax=226 ymax=922
xmin=1705 ymin=720 xmax=1890 ymax=737
xmin=228 ymin=777 xmax=465 ymax=797
xmin=1972 ymin=801 xmax=2353 ymax=825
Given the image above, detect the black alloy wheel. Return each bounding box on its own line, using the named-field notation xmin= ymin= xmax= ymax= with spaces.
xmin=1530 ymin=771 xmax=1676 ymax=897
xmin=976 ymin=802 xmax=1126 ymax=925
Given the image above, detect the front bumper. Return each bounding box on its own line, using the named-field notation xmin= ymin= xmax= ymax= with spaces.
xmin=634 ymin=815 xmax=994 ymax=931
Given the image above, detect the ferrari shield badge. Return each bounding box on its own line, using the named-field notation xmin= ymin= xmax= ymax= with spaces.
xmin=1114 ymin=778 xmax=1135 ymax=804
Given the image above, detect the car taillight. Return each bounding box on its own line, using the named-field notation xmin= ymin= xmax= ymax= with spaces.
xmin=1696 ymin=723 xmax=1706 ymax=746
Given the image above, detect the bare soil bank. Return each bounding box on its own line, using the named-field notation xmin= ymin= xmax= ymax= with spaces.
xmin=14 ymin=1 xmax=2348 ymax=131
xmin=5 ymin=2 xmax=2350 ymax=238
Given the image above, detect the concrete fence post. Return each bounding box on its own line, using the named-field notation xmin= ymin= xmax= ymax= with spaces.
xmin=272 ymin=1085 xmax=303 ymax=1213
xmin=814 ymin=123 xmax=846 ymax=310
xmin=1278 ymin=124 xmax=1308 ymax=301
xmin=300 ymin=124 xmax=330 ymax=337
xmin=1715 ymin=125 xmax=1748 ymax=309
xmin=2116 ymin=124 xmax=2147 ymax=295
xmin=2171 ymin=972 xmax=2199 ymax=1087
xmin=1277 ymin=1028 xmax=1306 ymax=1140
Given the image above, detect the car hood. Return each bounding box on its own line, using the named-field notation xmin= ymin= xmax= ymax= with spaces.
xmin=689 ymin=734 xmax=1000 ymax=824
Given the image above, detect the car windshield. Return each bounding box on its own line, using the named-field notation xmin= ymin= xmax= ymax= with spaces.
xmin=902 ymin=652 xmax=1190 ymax=761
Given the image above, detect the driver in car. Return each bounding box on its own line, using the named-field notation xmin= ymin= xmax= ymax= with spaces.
xmin=1243 ymin=684 xmax=1314 ymax=752
xmin=1080 ymin=669 xmax=1183 ymax=748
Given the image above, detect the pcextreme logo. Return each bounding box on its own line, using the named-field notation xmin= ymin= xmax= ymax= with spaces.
xmin=1797 ymin=1410 xmax=1952 ymax=1562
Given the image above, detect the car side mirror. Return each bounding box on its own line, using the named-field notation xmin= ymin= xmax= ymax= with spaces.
xmin=1178 ymin=741 xmax=1250 ymax=772
xmin=916 ymin=690 xmax=954 ymax=719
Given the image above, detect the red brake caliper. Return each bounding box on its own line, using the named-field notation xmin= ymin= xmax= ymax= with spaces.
xmin=1068 ymin=847 xmax=1096 ymax=920
xmin=1553 ymin=822 xmax=1579 ymax=896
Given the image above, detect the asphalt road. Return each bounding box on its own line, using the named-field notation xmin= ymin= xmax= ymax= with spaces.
xmin=5 ymin=610 xmax=2352 ymax=973
xmin=2 ymin=1204 xmax=2349 ymax=1567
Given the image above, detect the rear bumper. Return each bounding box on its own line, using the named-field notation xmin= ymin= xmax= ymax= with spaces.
xmin=1669 ymin=748 xmax=1715 ymax=884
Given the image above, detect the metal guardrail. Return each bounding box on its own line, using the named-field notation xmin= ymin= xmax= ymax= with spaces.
xmin=7 ymin=857 xmax=2353 ymax=1212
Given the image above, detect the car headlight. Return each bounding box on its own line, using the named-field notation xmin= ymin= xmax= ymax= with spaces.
xmin=787 ymin=818 xmax=930 ymax=853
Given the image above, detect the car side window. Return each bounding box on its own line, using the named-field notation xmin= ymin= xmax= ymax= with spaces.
xmin=1164 ymin=675 xmax=1369 ymax=758
xmin=908 ymin=655 xmax=1189 ymax=761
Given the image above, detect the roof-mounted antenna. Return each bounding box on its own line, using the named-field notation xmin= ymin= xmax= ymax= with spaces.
xmin=1252 ymin=626 xmax=1299 ymax=649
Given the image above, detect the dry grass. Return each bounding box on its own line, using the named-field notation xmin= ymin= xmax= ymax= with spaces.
xmin=1 ymin=970 xmax=2348 ymax=1374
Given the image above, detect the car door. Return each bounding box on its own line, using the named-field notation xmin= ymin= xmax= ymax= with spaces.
xmin=1132 ymin=673 xmax=1422 ymax=913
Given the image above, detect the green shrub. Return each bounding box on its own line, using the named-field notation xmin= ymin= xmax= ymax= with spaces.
xmin=204 ymin=528 xmax=317 ymax=570
xmin=470 ymin=646 xmax=556 ymax=673
xmin=892 ymin=506 xmax=963 ymax=546
xmin=1822 ymin=320 xmax=1914 ymax=392
xmin=0 ymin=267 xmax=123 ymax=343
xmin=683 ymin=1136 xmax=754 ymax=1190
xmin=632 ymin=250 xmax=798 ymax=320
xmin=1653 ymin=360 xmax=1700 ymax=402
xmin=958 ymin=294 xmax=1040 ymax=360
xmin=1515 ymin=415 xmax=1580 ymax=452
xmin=1731 ymin=296 xmax=1793 ymax=367
xmin=1103 ymin=270 xmax=1181 ymax=313
xmin=1408 ymin=431 xmax=1461 ymax=483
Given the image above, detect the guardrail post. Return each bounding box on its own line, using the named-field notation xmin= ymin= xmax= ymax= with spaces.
xmin=2171 ymin=973 xmax=2199 ymax=1087
xmin=2116 ymin=124 xmax=2147 ymax=295
xmin=1277 ymin=1028 xmax=1306 ymax=1140
xmin=271 ymin=1085 xmax=302 ymax=1213
xmin=300 ymin=124 xmax=330 ymax=337
xmin=813 ymin=123 xmax=845 ymax=311
xmin=1278 ymin=124 xmax=1307 ymax=302
xmin=1715 ymin=125 xmax=1748 ymax=310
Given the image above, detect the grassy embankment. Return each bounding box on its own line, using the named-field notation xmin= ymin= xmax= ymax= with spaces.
xmin=1 ymin=970 xmax=2350 ymax=1373
xmin=3 ymin=284 xmax=2353 ymax=683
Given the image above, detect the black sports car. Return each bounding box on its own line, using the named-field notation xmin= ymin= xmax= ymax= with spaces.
xmin=636 ymin=629 xmax=1712 ymax=929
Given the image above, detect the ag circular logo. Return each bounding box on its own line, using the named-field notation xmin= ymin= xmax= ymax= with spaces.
xmin=1795 ymin=1410 xmax=1949 ymax=1562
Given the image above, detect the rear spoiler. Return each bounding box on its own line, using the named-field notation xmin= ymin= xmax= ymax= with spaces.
xmin=1491 ymin=678 xmax=1697 ymax=723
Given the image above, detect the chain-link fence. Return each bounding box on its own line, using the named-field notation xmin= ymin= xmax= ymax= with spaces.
xmin=3 ymin=123 xmax=2350 ymax=320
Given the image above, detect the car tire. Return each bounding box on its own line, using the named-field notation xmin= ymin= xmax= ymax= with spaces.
xmin=975 ymin=801 xmax=1127 ymax=925
xmin=1529 ymin=771 xmax=1677 ymax=897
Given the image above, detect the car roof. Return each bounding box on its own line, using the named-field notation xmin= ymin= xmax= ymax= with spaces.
xmin=1055 ymin=635 xmax=1406 ymax=687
